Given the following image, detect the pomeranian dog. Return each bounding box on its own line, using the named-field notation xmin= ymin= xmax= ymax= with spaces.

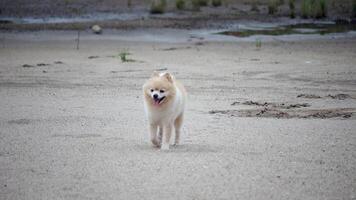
xmin=143 ymin=71 xmax=187 ymax=150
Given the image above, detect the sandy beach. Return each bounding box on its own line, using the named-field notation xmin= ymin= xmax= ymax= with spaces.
xmin=0 ymin=29 xmax=355 ymax=199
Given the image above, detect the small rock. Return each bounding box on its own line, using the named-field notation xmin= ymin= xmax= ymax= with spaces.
xmin=91 ymin=25 xmax=102 ymax=34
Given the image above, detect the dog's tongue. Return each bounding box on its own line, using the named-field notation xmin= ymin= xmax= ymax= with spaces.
xmin=154 ymin=100 xmax=160 ymax=106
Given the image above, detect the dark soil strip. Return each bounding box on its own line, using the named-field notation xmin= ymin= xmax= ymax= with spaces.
xmin=209 ymin=108 xmax=355 ymax=119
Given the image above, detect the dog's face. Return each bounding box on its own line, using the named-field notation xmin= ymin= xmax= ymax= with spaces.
xmin=143 ymin=72 xmax=175 ymax=107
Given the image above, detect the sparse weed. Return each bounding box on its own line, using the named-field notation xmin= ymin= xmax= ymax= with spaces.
xmin=150 ymin=0 xmax=166 ymax=14
xmin=191 ymin=0 xmax=208 ymax=10
xmin=64 ymin=0 xmax=73 ymax=5
xmin=268 ymin=0 xmax=279 ymax=14
xmin=301 ymin=0 xmax=311 ymax=18
xmin=317 ymin=0 xmax=327 ymax=18
xmin=277 ymin=0 xmax=284 ymax=6
xmin=302 ymin=0 xmax=327 ymax=18
xmin=176 ymin=0 xmax=185 ymax=10
xmin=118 ymin=50 xmax=134 ymax=62
xmin=289 ymin=0 xmax=295 ymax=18
xmin=198 ymin=0 xmax=208 ymax=6
xmin=255 ymin=38 xmax=262 ymax=49
xmin=250 ymin=1 xmax=259 ymax=12
xmin=191 ymin=0 xmax=201 ymax=11
xmin=212 ymin=0 xmax=222 ymax=7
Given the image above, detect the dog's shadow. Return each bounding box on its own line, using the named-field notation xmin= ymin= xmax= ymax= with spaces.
xmin=137 ymin=143 xmax=219 ymax=153
xmin=172 ymin=144 xmax=219 ymax=153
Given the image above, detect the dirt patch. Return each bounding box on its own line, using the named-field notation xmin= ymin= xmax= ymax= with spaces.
xmin=22 ymin=64 xmax=35 ymax=68
xmin=231 ymin=100 xmax=310 ymax=109
xmin=297 ymin=94 xmax=322 ymax=99
xmin=155 ymin=68 xmax=168 ymax=71
xmin=226 ymin=100 xmax=354 ymax=119
xmin=22 ymin=63 xmax=51 ymax=68
xmin=111 ymin=69 xmax=143 ymax=73
xmin=159 ymin=46 xmax=192 ymax=51
xmin=219 ymin=23 xmax=356 ymax=38
xmin=194 ymin=42 xmax=205 ymax=46
xmin=37 ymin=63 xmax=51 ymax=66
xmin=297 ymin=93 xmax=354 ymax=100
xmin=8 ymin=119 xmax=31 ymax=124
xmin=209 ymin=108 xmax=355 ymax=119
xmin=250 ymin=58 xmax=260 ymax=61
xmin=327 ymin=94 xmax=352 ymax=100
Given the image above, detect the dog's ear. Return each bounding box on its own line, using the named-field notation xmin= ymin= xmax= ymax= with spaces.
xmin=163 ymin=72 xmax=173 ymax=83
xmin=151 ymin=71 xmax=160 ymax=77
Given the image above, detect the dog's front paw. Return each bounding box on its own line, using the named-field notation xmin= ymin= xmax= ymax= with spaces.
xmin=151 ymin=139 xmax=161 ymax=148
xmin=160 ymin=143 xmax=170 ymax=151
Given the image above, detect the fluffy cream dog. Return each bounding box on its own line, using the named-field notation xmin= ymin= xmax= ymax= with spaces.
xmin=143 ymin=72 xmax=187 ymax=150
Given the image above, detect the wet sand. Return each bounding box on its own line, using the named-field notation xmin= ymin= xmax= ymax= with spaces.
xmin=0 ymin=30 xmax=355 ymax=199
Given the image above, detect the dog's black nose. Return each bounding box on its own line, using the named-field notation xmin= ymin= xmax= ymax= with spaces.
xmin=153 ymin=94 xmax=158 ymax=99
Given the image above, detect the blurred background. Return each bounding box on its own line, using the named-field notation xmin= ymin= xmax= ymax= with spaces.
xmin=0 ymin=0 xmax=355 ymax=30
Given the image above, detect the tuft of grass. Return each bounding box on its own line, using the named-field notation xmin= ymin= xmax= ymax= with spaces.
xmin=301 ymin=0 xmax=311 ymax=18
xmin=176 ymin=0 xmax=185 ymax=10
xmin=150 ymin=0 xmax=166 ymax=14
xmin=277 ymin=0 xmax=284 ymax=6
xmin=64 ymin=0 xmax=74 ymax=5
xmin=289 ymin=0 xmax=295 ymax=18
xmin=316 ymin=0 xmax=327 ymax=18
xmin=191 ymin=0 xmax=208 ymax=10
xmin=250 ymin=1 xmax=259 ymax=12
xmin=191 ymin=0 xmax=200 ymax=11
xmin=198 ymin=0 xmax=208 ymax=6
xmin=118 ymin=50 xmax=135 ymax=62
xmin=302 ymin=0 xmax=327 ymax=19
xmin=255 ymin=38 xmax=262 ymax=49
xmin=268 ymin=0 xmax=279 ymax=15
xmin=212 ymin=0 xmax=222 ymax=7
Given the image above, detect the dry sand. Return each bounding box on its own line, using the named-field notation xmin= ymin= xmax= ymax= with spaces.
xmin=0 ymin=30 xmax=355 ymax=199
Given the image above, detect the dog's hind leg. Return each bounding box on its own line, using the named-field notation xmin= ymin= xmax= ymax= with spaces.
xmin=174 ymin=113 xmax=183 ymax=146
xmin=150 ymin=124 xmax=160 ymax=147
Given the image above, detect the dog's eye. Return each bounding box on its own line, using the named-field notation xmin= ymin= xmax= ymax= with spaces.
xmin=159 ymin=90 xmax=164 ymax=93
xmin=150 ymin=89 xmax=154 ymax=92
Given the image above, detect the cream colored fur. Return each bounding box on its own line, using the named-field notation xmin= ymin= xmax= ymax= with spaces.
xmin=143 ymin=72 xmax=187 ymax=150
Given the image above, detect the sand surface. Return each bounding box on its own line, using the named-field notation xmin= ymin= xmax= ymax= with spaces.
xmin=0 ymin=30 xmax=355 ymax=199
